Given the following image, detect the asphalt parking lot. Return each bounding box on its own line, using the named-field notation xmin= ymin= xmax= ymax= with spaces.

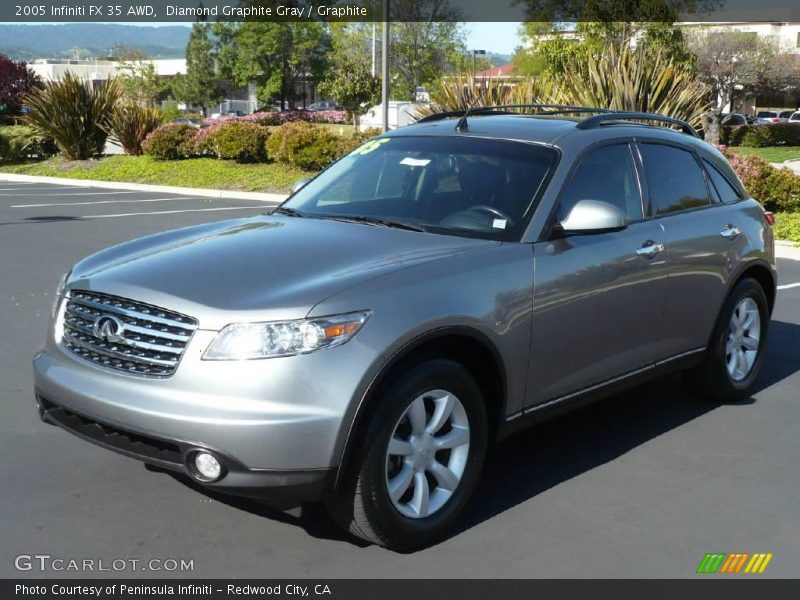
xmin=1 ymin=181 xmax=799 ymax=578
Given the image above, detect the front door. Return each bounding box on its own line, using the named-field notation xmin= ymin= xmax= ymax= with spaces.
xmin=527 ymin=142 xmax=667 ymax=407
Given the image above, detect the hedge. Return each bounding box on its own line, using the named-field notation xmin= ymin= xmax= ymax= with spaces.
xmin=721 ymin=146 xmax=800 ymax=212
xmin=142 ymin=124 xmax=197 ymax=160
xmin=721 ymin=123 xmax=800 ymax=147
xmin=0 ymin=125 xmax=57 ymax=163
xmin=266 ymin=122 xmax=378 ymax=170
xmin=205 ymin=109 xmax=347 ymax=128
xmin=199 ymin=121 xmax=270 ymax=163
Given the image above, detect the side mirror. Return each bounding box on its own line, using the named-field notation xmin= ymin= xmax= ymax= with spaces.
xmin=559 ymin=199 xmax=628 ymax=235
xmin=291 ymin=178 xmax=312 ymax=194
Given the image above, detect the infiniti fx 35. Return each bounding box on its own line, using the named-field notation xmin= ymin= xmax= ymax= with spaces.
xmin=34 ymin=108 xmax=776 ymax=550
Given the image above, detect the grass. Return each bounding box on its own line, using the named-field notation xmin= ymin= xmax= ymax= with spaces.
xmin=774 ymin=212 xmax=800 ymax=243
xmin=730 ymin=146 xmax=800 ymax=163
xmin=0 ymin=155 xmax=316 ymax=194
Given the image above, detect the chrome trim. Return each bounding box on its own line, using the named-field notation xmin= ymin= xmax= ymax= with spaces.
xmin=654 ymin=346 xmax=705 ymax=367
xmin=70 ymin=296 xmax=198 ymax=332
xmin=63 ymin=331 xmax=177 ymax=368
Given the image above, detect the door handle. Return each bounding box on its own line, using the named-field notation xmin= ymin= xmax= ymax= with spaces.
xmin=636 ymin=241 xmax=664 ymax=258
xmin=720 ymin=225 xmax=741 ymax=240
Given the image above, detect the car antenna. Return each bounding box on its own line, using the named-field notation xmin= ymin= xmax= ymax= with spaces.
xmin=455 ymin=103 xmax=470 ymax=132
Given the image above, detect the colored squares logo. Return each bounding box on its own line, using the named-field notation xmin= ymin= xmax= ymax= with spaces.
xmin=697 ymin=553 xmax=773 ymax=574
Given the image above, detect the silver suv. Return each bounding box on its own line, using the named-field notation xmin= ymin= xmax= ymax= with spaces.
xmin=33 ymin=106 xmax=777 ymax=551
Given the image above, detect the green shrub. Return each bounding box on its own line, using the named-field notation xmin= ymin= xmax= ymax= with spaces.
xmin=143 ymin=124 xmax=197 ymax=160
xmin=723 ymin=123 xmax=800 ymax=147
xmin=723 ymin=148 xmax=800 ymax=212
xmin=773 ymin=212 xmax=800 ymax=243
xmin=159 ymin=101 xmax=182 ymax=123
xmin=205 ymin=121 xmax=269 ymax=163
xmin=105 ymin=101 xmax=164 ymax=156
xmin=23 ymin=72 xmax=121 ymax=160
xmin=266 ymin=122 xmax=344 ymax=170
xmin=0 ymin=125 xmax=57 ymax=162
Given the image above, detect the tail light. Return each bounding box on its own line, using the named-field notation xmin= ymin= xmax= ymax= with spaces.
xmin=764 ymin=211 xmax=776 ymax=226
xmin=771 ymin=118 xmax=780 ymax=123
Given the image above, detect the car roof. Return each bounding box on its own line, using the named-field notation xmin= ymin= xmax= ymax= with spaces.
xmin=388 ymin=113 xmax=705 ymax=151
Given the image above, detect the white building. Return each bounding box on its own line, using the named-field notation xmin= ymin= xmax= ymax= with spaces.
xmin=29 ymin=58 xmax=187 ymax=84
xmin=682 ymin=22 xmax=800 ymax=53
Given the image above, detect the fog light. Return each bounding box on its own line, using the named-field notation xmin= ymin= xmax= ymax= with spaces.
xmin=193 ymin=451 xmax=222 ymax=481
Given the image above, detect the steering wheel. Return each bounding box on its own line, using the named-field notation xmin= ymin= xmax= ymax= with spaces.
xmin=467 ymin=205 xmax=513 ymax=225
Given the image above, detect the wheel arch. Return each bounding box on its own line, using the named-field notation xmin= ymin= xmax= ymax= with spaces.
xmin=332 ymin=326 xmax=507 ymax=490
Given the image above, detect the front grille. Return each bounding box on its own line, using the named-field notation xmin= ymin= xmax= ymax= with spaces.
xmin=38 ymin=396 xmax=183 ymax=466
xmin=61 ymin=290 xmax=198 ymax=376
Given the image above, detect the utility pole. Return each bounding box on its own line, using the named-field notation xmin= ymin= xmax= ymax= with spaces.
xmin=381 ymin=0 xmax=389 ymax=132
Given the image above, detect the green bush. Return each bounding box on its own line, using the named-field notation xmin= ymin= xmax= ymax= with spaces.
xmin=723 ymin=149 xmax=800 ymax=212
xmin=143 ymin=124 xmax=197 ymax=160
xmin=105 ymin=101 xmax=164 ymax=156
xmin=23 ymin=72 xmax=121 ymax=160
xmin=0 ymin=125 xmax=57 ymax=162
xmin=266 ymin=122 xmax=374 ymax=170
xmin=773 ymin=212 xmax=800 ymax=243
xmin=205 ymin=121 xmax=269 ymax=163
xmin=723 ymin=123 xmax=800 ymax=147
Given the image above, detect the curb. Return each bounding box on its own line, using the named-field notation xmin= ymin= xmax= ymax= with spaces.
xmin=776 ymin=240 xmax=800 ymax=261
xmin=0 ymin=173 xmax=287 ymax=204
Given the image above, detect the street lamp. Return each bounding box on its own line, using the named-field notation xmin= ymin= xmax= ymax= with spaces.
xmin=472 ymin=49 xmax=486 ymax=100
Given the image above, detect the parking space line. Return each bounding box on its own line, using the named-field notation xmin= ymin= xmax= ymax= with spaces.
xmin=83 ymin=206 xmax=266 ymax=219
xmin=11 ymin=197 xmax=197 ymax=208
xmin=0 ymin=190 xmax=144 ymax=197
xmin=777 ymin=282 xmax=800 ymax=290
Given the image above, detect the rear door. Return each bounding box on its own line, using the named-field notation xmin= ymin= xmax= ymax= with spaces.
xmin=638 ymin=141 xmax=749 ymax=358
xmin=527 ymin=142 xmax=667 ymax=406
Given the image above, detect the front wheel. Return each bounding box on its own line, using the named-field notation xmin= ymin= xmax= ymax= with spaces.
xmin=328 ymin=358 xmax=488 ymax=551
xmin=685 ymin=277 xmax=769 ymax=402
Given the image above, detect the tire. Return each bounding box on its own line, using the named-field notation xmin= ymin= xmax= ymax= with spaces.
xmin=685 ymin=277 xmax=769 ymax=402
xmin=327 ymin=358 xmax=488 ymax=551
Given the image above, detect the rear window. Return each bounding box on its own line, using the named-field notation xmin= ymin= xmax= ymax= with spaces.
xmin=640 ymin=144 xmax=710 ymax=215
xmin=757 ymin=111 xmax=778 ymax=118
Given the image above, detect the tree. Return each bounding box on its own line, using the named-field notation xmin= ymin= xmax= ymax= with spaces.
xmin=389 ymin=1 xmax=467 ymax=101
xmin=114 ymin=47 xmax=167 ymax=105
xmin=215 ymin=22 xmax=330 ymax=109
xmin=318 ymin=63 xmax=381 ymax=127
xmin=0 ymin=54 xmax=42 ymax=116
xmin=686 ymin=29 xmax=790 ymax=144
xmin=171 ymin=23 xmax=223 ymax=116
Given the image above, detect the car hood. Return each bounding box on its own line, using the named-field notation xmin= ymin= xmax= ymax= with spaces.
xmin=69 ymin=215 xmax=496 ymax=329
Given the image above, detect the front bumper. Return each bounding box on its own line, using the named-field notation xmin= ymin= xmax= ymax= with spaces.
xmin=32 ymin=324 xmax=383 ymax=500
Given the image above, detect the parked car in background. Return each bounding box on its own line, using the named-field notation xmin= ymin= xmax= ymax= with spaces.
xmin=754 ymin=110 xmax=790 ymax=124
xmin=307 ymin=100 xmax=341 ymax=111
xmin=34 ymin=106 xmax=776 ymax=551
xmin=788 ymin=111 xmax=800 ymax=124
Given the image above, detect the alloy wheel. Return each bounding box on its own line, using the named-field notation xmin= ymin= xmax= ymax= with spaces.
xmin=726 ymin=297 xmax=761 ymax=382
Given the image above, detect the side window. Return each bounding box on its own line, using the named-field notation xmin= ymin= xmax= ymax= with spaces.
xmin=558 ymin=144 xmax=642 ymax=221
xmin=640 ymin=144 xmax=710 ymax=215
xmin=702 ymin=158 xmax=742 ymax=204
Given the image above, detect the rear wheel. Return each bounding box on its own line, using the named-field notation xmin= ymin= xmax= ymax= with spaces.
xmin=328 ymin=358 xmax=488 ymax=551
xmin=685 ymin=277 xmax=769 ymax=402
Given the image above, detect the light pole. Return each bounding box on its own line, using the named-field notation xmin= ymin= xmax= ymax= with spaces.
xmin=381 ymin=0 xmax=389 ymax=132
xmin=472 ymin=49 xmax=486 ymax=78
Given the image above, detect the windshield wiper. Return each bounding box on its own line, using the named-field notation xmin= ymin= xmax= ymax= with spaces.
xmin=318 ymin=215 xmax=426 ymax=232
xmin=271 ymin=206 xmax=305 ymax=217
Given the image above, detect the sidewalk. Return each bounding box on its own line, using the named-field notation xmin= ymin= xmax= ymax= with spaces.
xmin=0 ymin=172 xmax=287 ymax=203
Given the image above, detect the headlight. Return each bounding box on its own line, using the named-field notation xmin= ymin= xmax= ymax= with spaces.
xmin=203 ymin=311 xmax=371 ymax=360
xmin=51 ymin=271 xmax=69 ymax=318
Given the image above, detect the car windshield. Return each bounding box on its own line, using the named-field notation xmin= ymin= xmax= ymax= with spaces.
xmin=282 ymin=136 xmax=557 ymax=240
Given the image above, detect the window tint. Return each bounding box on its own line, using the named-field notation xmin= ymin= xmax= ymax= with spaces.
xmin=640 ymin=144 xmax=710 ymax=214
xmin=558 ymin=144 xmax=642 ymax=221
xmin=703 ymin=159 xmax=742 ymax=203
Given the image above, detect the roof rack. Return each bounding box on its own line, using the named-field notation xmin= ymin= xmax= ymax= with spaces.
xmin=416 ymin=104 xmax=613 ymax=129
xmin=576 ymin=112 xmax=699 ymax=137
xmin=416 ymin=104 xmax=699 ymax=138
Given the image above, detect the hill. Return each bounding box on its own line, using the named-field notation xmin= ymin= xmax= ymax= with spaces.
xmin=0 ymin=24 xmax=191 ymax=60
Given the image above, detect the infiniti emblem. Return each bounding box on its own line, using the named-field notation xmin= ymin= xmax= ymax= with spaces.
xmin=93 ymin=315 xmax=126 ymax=343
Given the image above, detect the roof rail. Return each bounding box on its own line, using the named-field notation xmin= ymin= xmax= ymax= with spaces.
xmin=416 ymin=104 xmax=613 ymax=129
xmin=576 ymin=112 xmax=699 ymax=137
